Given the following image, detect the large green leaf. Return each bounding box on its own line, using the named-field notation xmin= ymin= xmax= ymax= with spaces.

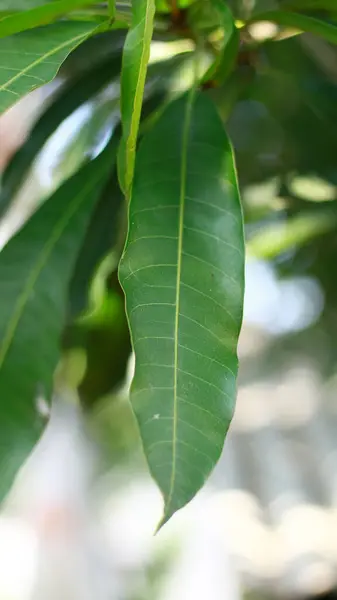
xmin=0 ymin=0 xmax=102 ymax=38
xmin=119 ymin=92 xmax=245 ymax=525
xmin=0 ymin=143 xmax=116 ymax=500
xmin=0 ymin=20 xmax=99 ymax=115
xmin=250 ymin=11 xmax=337 ymax=45
xmin=118 ymin=0 xmax=155 ymax=196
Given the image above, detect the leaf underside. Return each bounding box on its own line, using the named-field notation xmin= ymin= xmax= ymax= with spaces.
xmin=119 ymin=92 xmax=245 ymax=525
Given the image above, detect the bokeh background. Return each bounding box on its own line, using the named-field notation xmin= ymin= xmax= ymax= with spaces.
xmin=1 ymin=1 xmax=337 ymax=598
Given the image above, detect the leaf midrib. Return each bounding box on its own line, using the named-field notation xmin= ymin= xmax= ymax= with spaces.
xmin=164 ymin=88 xmax=197 ymax=518
xmin=0 ymin=171 xmax=103 ymax=369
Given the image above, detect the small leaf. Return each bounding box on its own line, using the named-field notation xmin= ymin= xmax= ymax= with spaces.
xmin=0 ymin=142 xmax=116 ymax=500
xmin=118 ymin=0 xmax=155 ymax=196
xmin=0 ymin=20 xmax=99 ymax=115
xmin=0 ymin=0 xmax=103 ymax=39
xmin=250 ymin=10 xmax=337 ymax=45
xmin=119 ymin=92 xmax=245 ymax=525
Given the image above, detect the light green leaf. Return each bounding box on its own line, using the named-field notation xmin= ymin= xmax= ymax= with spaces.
xmin=119 ymin=92 xmax=245 ymax=525
xmin=0 ymin=143 xmax=116 ymax=501
xmin=0 ymin=0 xmax=102 ymax=39
xmin=250 ymin=10 xmax=337 ymax=45
xmin=247 ymin=211 xmax=337 ymax=259
xmin=0 ymin=20 xmax=99 ymax=115
xmin=118 ymin=0 xmax=155 ymax=196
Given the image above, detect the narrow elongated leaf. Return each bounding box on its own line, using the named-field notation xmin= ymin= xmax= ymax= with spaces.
xmin=0 ymin=0 xmax=102 ymax=39
xmin=119 ymin=92 xmax=245 ymax=525
xmin=251 ymin=11 xmax=337 ymax=44
xmin=0 ymin=20 xmax=99 ymax=115
xmin=0 ymin=143 xmax=116 ymax=500
xmin=118 ymin=0 xmax=155 ymax=196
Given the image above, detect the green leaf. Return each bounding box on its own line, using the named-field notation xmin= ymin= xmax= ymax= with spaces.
xmin=0 ymin=20 xmax=99 ymax=115
xmin=119 ymin=92 xmax=245 ymax=525
xmin=203 ymin=1 xmax=239 ymax=85
xmin=0 ymin=0 xmax=103 ymax=39
xmin=118 ymin=0 xmax=155 ymax=196
xmin=250 ymin=11 xmax=337 ymax=45
xmin=69 ymin=171 xmax=124 ymax=319
xmin=0 ymin=142 xmax=116 ymax=500
xmin=247 ymin=211 xmax=337 ymax=259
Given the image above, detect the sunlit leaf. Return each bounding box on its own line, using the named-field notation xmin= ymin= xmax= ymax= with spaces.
xmin=247 ymin=211 xmax=337 ymax=259
xmin=251 ymin=10 xmax=337 ymax=45
xmin=0 ymin=20 xmax=99 ymax=115
xmin=118 ymin=0 xmax=155 ymax=196
xmin=0 ymin=142 xmax=116 ymax=500
xmin=119 ymin=92 xmax=245 ymax=525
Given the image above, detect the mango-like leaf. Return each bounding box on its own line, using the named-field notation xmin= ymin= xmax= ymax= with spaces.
xmin=0 ymin=21 xmax=99 ymax=115
xmin=0 ymin=0 xmax=103 ymax=39
xmin=118 ymin=0 xmax=155 ymax=196
xmin=119 ymin=92 xmax=245 ymax=525
xmin=251 ymin=10 xmax=337 ymax=45
xmin=0 ymin=143 xmax=116 ymax=501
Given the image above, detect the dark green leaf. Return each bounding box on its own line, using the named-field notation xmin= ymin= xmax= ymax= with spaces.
xmin=119 ymin=92 xmax=245 ymax=525
xmin=250 ymin=11 xmax=337 ymax=45
xmin=0 ymin=141 xmax=116 ymax=500
xmin=118 ymin=0 xmax=155 ymax=196
xmin=0 ymin=20 xmax=99 ymax=115
xmin=69 ymin=171 xmax=124 ymax=319
xmin=0 ymin=0 xmax=102 ymax=39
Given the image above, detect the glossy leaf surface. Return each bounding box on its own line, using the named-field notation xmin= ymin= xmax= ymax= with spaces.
xmin=0 ymin=21 xmax=98 ymax=115
xmin=119 ymin=92 xmax=245 ymax=524
xmin=0 ymin=144 xmax=115 ymax=500
xmin=118 ymin=0 xmax=155 ymax=196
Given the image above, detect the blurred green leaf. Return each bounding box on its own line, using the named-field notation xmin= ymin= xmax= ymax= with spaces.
xmin=0 ymin=20 xmax=99 ymax=115
xmin=0 ymin=141 xmax=116 ymax=500
xmin=247 ymin=211 xmax=337 ymax=259
xmin=0 ymin=0 xmax=103 ymax=38
xmin=118 ymin=0 xmax=155 ymax=196
xmin=201 ymin=1 xmax=239 ymax=85
xmin=250 ymin=11 xmax=337 ymax=45
xmin=119 ymin=92 xmax=244 ymax=526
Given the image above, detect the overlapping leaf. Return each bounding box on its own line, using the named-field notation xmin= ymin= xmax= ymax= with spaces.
xmin=0 ymin=0 xmax=102 ymax=38
xmin=0 ymin=143 xmax=116 ymax=500
xmin=119 ymin=92 xmax=245 ymax=525
xmin=118 ymin=0 xmax=155 ymax=196
xmin=0 ymin=20 xmax=99 ymax=114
